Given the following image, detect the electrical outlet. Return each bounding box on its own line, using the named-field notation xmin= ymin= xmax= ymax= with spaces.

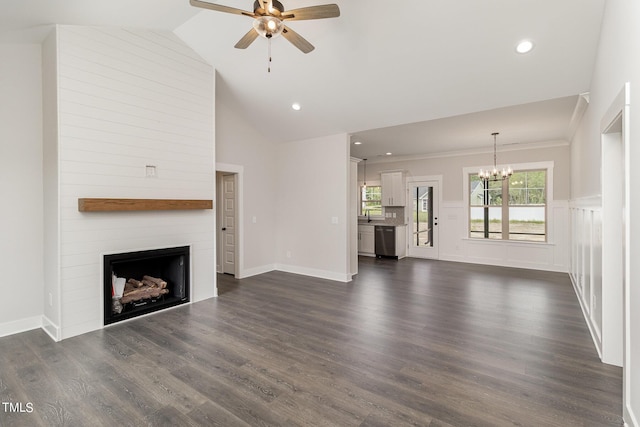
xmin=286 ymin=251 xmax=292 ymax=258
xmin=145 ymin=165 xmax=157 ymax=178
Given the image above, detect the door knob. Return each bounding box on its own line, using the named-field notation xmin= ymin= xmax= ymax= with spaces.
xmin=222 ymin=227 xmax=227 ymax=231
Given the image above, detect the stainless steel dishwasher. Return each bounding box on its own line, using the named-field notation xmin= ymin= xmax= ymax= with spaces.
xmin=374 ymin=225 xmax=396 ymax=258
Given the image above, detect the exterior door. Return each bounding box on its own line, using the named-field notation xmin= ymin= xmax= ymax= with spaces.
xmin=222 ymin=174 xmax=236 ymax=275
xmin=407 ymin=181 xmax=439 ymax=259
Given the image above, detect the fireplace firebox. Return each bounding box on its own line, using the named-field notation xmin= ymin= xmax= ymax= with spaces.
xmin=104 ymin=246 xmax=190 ymax=325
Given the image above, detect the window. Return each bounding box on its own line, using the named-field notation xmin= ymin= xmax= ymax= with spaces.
xmin=361 ymin=185 xmax=382 ymax=217
xmin=469 ymin=170 xmax=546 ymax=242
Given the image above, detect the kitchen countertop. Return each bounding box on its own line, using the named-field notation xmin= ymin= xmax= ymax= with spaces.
xmin=358 ymin=220 xmax=407 ymax=226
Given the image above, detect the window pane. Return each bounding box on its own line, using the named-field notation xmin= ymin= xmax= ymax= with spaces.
xmin=470 ymin=207 xmax=485 ymax=238
xmin=487 ymin=207 xmax=502 ymax=239
xmin=470 ymin=178 xmax=485 ymax=206
xmin=363 ymin=186 xmax=382 ymax=201
xmin=509 ymin=171 xmax=546 ymax=205
xmin=363 ymin=202 xmax=382 ymax=217
xmin=362 ymin=185 xmax=382 ymax=216
xmin=509 ymin=207 xmax=545 ymax=241
xmin=487 ymin=188 xmax=502 ymax=206
xmin=469 ymin=207 xmax=502 ymax=239
xmin=469 ymin=169 xmax=546 ymax=242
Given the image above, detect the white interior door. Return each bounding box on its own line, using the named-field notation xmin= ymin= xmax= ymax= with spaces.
xmin=222 ymin=174 xmax=237 ymax=275
xmin=407 ymin=181 xmax=439 ymax=259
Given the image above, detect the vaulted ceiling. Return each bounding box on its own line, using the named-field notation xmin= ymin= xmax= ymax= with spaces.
xmin=1 ymin=0 xmax=605 ymax=160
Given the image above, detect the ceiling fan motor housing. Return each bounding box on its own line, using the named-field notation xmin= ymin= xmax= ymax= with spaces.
xmin=253 ymin=0 xmax=285 ymax=14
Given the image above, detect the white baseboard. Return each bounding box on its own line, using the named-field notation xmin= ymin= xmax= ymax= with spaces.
xmin=238 ymin=264 xmax=276 ymax=279
xmin=569 ymin=275 xmax=605 ymax=364
xmin=0 ymin=316 xmax=42 ymax=339
xmin=275 ymin=263 xmax=351 ymax=283
xmin=41 ymin=315 xmax=61 ymax=341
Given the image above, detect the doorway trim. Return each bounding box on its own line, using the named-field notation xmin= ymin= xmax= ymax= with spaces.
xmin=216 ymin=163 xmax=244 ymax=278
xmin=600 ymin=83 xmax=630 ymax=421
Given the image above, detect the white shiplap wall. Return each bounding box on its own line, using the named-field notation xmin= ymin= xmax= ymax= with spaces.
xmin=44 ymin=26 xmax=215 ymax=340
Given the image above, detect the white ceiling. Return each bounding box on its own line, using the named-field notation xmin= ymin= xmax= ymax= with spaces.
xmin=1 ymin=0 xmax=605 ymax=160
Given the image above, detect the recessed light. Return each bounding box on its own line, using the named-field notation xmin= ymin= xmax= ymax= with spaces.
xmin=354 ymin=141 xmax=362 ymax=145
xmin=291 ymin=102 xmax=301 ymax=111
xmin=516 ymin=40 xmax=534 ymax=54
xmin=386 ymin=152 xmax=392 ymax=156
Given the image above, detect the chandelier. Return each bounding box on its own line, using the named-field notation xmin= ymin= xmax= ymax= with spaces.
xmin=479 ymin=132 xmax=513 ymax=182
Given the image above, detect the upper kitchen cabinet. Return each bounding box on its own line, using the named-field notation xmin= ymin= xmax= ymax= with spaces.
xmin=381 ymin=171 xmax=405 ymax=206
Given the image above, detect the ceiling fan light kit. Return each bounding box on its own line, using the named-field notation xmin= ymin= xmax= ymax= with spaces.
xmin=189 ymin=0 xmax=340 ymax=71
xmin=252 ymin=15 xmax=284 ymax=38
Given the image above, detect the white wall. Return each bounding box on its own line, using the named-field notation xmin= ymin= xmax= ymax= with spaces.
xmin=360 ymin=143 xmax=571 ymax=272
xmin=363 ymin=143 xmax=571 ymax=202
xmin=43 ymin=26 xmax=216 ymax=340
xmin=42 ymin=31 xmax=60 ymax=337
xmin=0 ymin=44 xmax=44 ymax=337
xmin=214 ymin=82 xmax=353 ymax=282
xmin=214 ymin=76 xmax=278 ymax=277
xmin=276 ymin=134 xmax=351 ymax=282
xmin=570 ymin=1 xmax=640 ymax=424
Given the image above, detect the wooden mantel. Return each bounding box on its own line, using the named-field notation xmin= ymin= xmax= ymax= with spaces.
xmin=78 ymin=198 xmax=213 ymax=212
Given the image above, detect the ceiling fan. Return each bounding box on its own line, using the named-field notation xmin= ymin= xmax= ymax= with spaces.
xmin=189 ymin=0 xmax=340 ymax=54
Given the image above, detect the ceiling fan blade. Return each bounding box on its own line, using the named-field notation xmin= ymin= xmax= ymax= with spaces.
xmin=189 ymin=0 xmax=255 ymax=18
xmin=234 ymin=28 xmax=259 ymax=49
xmin=281 ymin=4 xmax=340 ymax=21
xmin=282 ymin=26 xmax=314 ymax=54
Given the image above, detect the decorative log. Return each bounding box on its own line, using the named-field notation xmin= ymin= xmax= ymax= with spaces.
xmin=143 ymin=275 xmax=167 ymax=289
xmin=121 ymin=288 xmax=168 ymax=304
xmin=141 ymin=279 xmax=159 ymax=288
xmin=127 ymin=278 xmax=144 ymax=288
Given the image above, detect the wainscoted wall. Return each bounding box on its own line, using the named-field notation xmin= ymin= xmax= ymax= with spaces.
xmin=42 ymin=26 xmax=215 ymax=340
xmin=438 ymin=200 xmax=570 ymax=272
xmin=568 ymin=198 xmax=605 ymax=360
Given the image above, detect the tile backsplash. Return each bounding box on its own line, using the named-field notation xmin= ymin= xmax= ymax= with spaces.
xmin=360 ymin=206 xmax=405 ymax=226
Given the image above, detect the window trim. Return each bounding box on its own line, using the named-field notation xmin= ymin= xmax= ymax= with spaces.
xmin=463 ymin=161 xmax=554 ymax=244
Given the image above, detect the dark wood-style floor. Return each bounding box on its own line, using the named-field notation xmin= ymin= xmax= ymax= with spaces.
xmin=0 ymin=257 xmax=623 ymax=426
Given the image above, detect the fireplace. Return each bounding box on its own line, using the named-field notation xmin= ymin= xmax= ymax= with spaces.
xmin=104 ymin=246 xmax=190 ymax=325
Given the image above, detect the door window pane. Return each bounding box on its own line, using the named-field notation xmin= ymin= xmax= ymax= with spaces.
xmin=412 ymin=186 xmax=433 ymax=247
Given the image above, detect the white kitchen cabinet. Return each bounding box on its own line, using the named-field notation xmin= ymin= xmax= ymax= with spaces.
xmin=358 ymin=224 xmax=375 ymax=255
xmin=381 ymin=172 xmax=405 ymax=206
xmin=395 ymin=225 xmax=407 ymax=259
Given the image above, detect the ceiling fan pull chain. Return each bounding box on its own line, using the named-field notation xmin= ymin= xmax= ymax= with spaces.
xmin=268 ymin=38 xmax=272 ymax=73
